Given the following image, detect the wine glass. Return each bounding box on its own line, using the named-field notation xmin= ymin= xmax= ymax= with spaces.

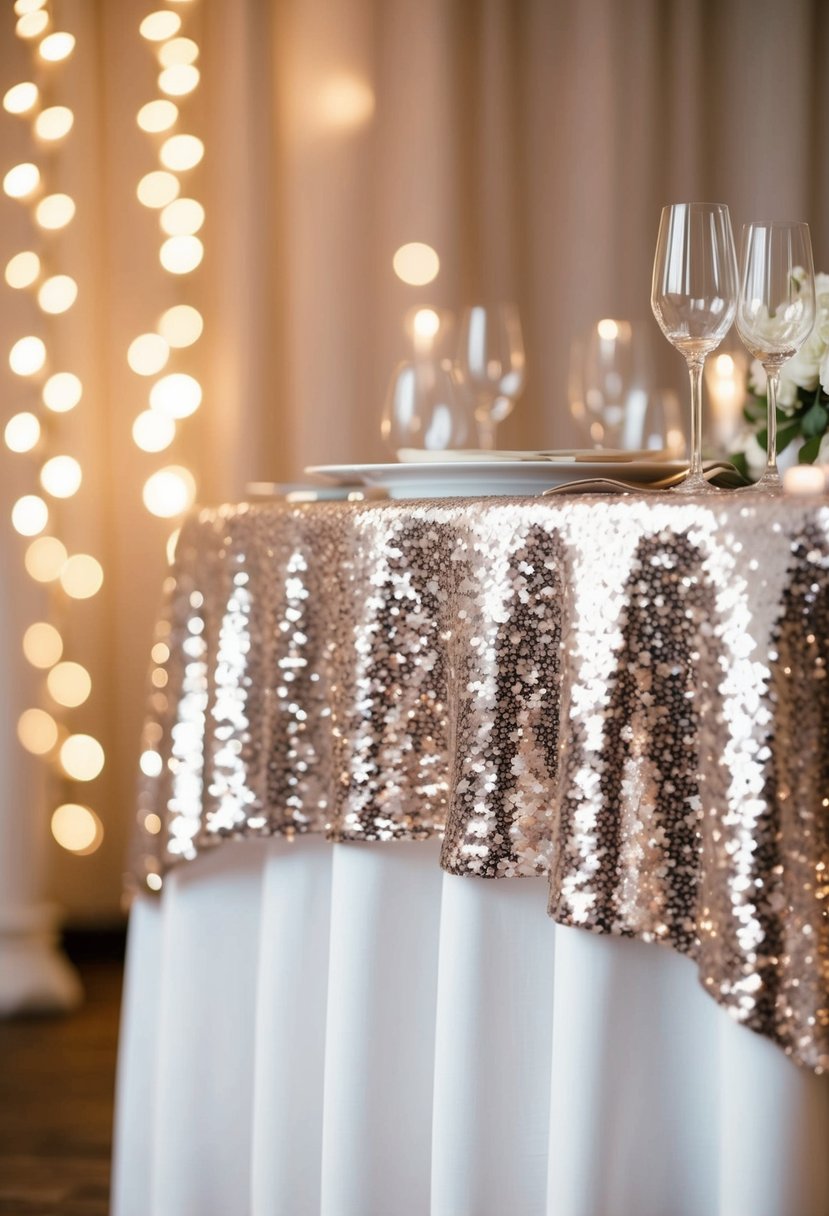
xmin=456 ymin=304 xmax=526 ymax=450
xmin=380 ymin=358 xmax=475 ymax=456
xmin=735 ymin=221 xmax=816 ymax=493
xmin=651 ymin=203 xmax=738 ymax=492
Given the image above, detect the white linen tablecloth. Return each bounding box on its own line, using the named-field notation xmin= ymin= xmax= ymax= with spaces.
xmin=112 ymin=836 xmax=829 ymax=1216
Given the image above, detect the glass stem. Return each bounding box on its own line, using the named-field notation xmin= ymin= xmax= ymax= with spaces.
xmin=686 ymin=357 xmax=705 ymax=479
xmin=765 ymin=367 xmax=780 ymax=476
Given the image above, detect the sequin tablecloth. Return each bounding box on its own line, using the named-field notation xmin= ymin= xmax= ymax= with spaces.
xmin=129 ymin=495 xmax=829 ymax=1072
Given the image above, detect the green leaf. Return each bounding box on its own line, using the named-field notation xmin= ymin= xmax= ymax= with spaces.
xmin=730 ymin=450 xmax=749 ymax=479
xmin=800 ymin=400 xmax=828 ymax=438
xmin=776 ymin=422 xmax=802 ymax=453
xmin=799 ymin=434 xmax=823 ymax=463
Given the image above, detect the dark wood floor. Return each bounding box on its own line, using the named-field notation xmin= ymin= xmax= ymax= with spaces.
xmin=0 ymin=949 xmax=123 ymax=1216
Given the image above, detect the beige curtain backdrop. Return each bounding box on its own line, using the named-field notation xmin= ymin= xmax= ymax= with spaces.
xmin=1 ymin=0 xmax=827 ymax=920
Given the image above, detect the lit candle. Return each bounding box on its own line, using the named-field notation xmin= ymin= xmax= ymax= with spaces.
xmin=783 ymin=464 xmax=826 ymax=495
xmin=705 ymin=351 xmax=747 ymax=451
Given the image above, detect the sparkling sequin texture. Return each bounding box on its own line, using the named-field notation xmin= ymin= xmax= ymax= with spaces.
xmin=129 ymin=496 xmax=829 ymax=1071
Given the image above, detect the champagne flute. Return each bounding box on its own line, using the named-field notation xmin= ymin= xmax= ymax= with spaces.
xmin=735 ymin=221 xmax=816 ymax=493
xmin=456 ymin=304 xmax=526 ymax=450
xmin=651 ymin=203 xmax=738 ymax=492
xmin=380 ymin=358 xmax=475 ymax=456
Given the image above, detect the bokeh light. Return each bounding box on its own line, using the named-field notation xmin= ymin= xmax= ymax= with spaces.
xmin=51 ymin=804 xmax=103 ymax=855
xmin=17 ymin=707 xmax=58 ymax=755
xmin=158 ymin=36 xmax=199 ymax=67
xmin=5 ymin=411 xmax=41 ymax=452
xmin=37 ymin=274 xmax=78 ymax=314
xmin=34 ymin=105 xmax=74 ymax=141
xmin=9 ymin=335 xmax=46 ymax=375
xmin=24 ymin=536 xmax=67 ymax=581
xmin=43 ymin=371 xmax=82 ymax=412
xmin=159 ymin=234 xmax=203 ymax=273
xmin=132 ymin=410 xmax=176 ymax=452
xmin=392 ymin=242 xmax=440 ymax=286
xmin=59 ymin=734 xmax=105 ymax=781
xmin=40 ymin=455 xmax=82 ymax=498
xmin=160 ymin=198 xmax=204 ymax=236
xmin=159 ymin=133 xmax=204 ymax=171
xmin=149 ymin=372 xmax=202 ymax=418
xmin=137 ymin=98 xmax=178 ymax=132
xmin=16 ymin=10 xmax=49 ymax=39
xmin=139 ymin=749 xmax=163 ymax=777
xmin=158 ymin=303 xmax=203 ymax=347
xmin=127 ymin=333 xmax=169 ymax=376
xmin=3 ymin=81 xmax=39 ymax=114
xmin=317 ymin=75 xmax=375 ymax=130
xmin=60 ymin=554 xmax=104 ymax=599
xmin=23 ymin=621 xmax=63 ymax=668
xmin=47 ymin=661 xmax=92 ymax=708
xmin=14 ymin=0 xmax=48 ymax=15
xmin=139 ymin=10 xmax=181 ymax=40
xmin=137 ymin=170 xmax=180 ymax=209
xmin=142 ymin=466 xmax=197 ymax=517
xmin=3 ymin=162 xmax=40 ymax=199
xmin=35 ymin=193 xmax=75 ymax=229
xmin=38 ymin=32 xmax=76 ymax=62
xmin=5 ymin=250 xmax=40 ymax=287
xmin=158 ymin=64 xmax=200 ymax=96
xmin=12 ymin=494 xmax=48 ymax=536
xmin=412 ymin=307 xmax=441 ymax=340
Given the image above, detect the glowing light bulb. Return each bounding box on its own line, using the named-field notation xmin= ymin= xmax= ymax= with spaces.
xmin=159 ymin=234 xmax=203 ymax=273
xmin=24 ymin=536 xmax=67 ymax=581
xmin=142 ymin=466 xmax=197 ymax=517
xmin=59 ymin=734 xmax=105 ymax=781
xmin=159 ymin=133 xmax=204 ymax=171
xmin=5 ymin=411 xmax=40 ymax=452
xmin=22 ymin=621 xmax=63 ymax=668
xmin=132 ymin=410 xmax=176 ymax=452
xmin=40 ymin=455 xmax=82 ymax=498
xmin=47 ymin=661 xmax=91 ymax=708
xmin=158 ymin=36 xmax=199 ymax=67
xmin=51 ymin=804 xmax=103 ymax=854
xmin=12 ymin=494 xmax=48 ymax=536
xmin=139 ymin=749 xmax=163 ymax=777
xmin=35 ymin=193 xmax=75 ymax=229
xmin=37 ymin=274 xmax=78 ymax=315
xmin=3 ymin=162 xmax=40 ymax=199
xmin=16 ymin=10 xmax=49 ymax=38
xmin=5 ymin=250 xmax=40 ymax=287
xmin=139 ymin=10 xmax=181 ymax=39
xmin=3 ymin=81 xmax=39 ymax=114
xmin=137 ymin=170 xmax=180 ymax=209
xmin=38 ymin=32 xmax=75 ymax=62
xmin=159 ymin=198 xmax=204 ymax=236
xmin=392 ymin=242 xmax=440 ymax=286
xmin=43 ymin=371 xmax=82 ymax=412
xmin=137 ymin=99 xmax=178 ymax=132
xmin=127 ymin=333 xmax=169 ymax=376
xmin=149 ymin=372 xmax=202 ymax=418
xmin=60 ymin=554 xmax=104 ymax=599
xmin=34 ymin=105 xmax=74 ymax=141
xmin=158 ymin=303 xmax=203 ymax=347
xmin=18 ymin=707 xmax=58 ymax=755
xmin=9 ymin=335 xmax=46 ymax=375
xmin=158 ymin=64 xmax=200 ymax=97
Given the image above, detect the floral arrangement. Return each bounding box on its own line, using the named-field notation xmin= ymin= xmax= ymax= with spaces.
xmin=731 ymin=272 xmax=829 ymax=480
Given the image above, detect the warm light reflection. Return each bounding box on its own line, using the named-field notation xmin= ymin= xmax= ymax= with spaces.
xmin=159 ymin=134 xmax=204 ymax=171
xmin=5 ymin=411 xmax=41 ymax=452
xmin=3 ymin=162 xmax=40 ymax=199
xmin=9 ymin=335 xmax=46 ymax=375
xmin=142 ymin=466 xmax=197 ymax=517
xmin=149 ymin=372 xmax=202 ymax=418
xmin=3 ymin=81 xmax=39 ymax=114
xmin=60 ymin=554 xmax=104 ymax=599
xmin=43 ymin=371 xmax=82 ymax=412
xmin=166 ymin=527 xmax=180 ymax=564
xmin=413 ymin=307 xmax=441 ymax=339
xmin=47 ymin=661 xmax=91 ymax=708
xmin=158 ymin=303 xmax=203 ymax=346
xmin=317 ymin=74 xmax=375 ymax=130
xmin=12 ymin=494 xmax=48 ymax=536
xmin=137 ymin=98 xmax=178 ymax=132
xmin=5 ymin=250 xmax=40 ymax=287
xmin=16 ymin=9 xmax=49 ymax=38
xmin=40 ymin=455 xmax=82 ymax=498
xmin=59 ymin=734 xmax=105 ymax=781
xmin=38 ymin=32 xmax=76 ymax=62
xmin=127 ymin=332 xmax=169 ymax=376
xmin=139 ymin=749 xmax=163 ymax=777
xmin=51 ymin=804 xmax=103 ymax=854
xmin=23 ymin=621 xmax=63 ymax=669
xmin=24 ymin=535 xmax=67 ymax=581
xmin=132 ymin=410 xmax=176 ymax=452
xmin=137 ymin=170 xmax=180 ymax=209
xmin=34 ymin=105 xmax=74 ymax=141
xmin=159 ymin=234 xmax=203 ymax=273
xmin=393 ymin=242 xmax=440 ymax=286
xmin=158 ymin=36 xmax=199 ymax=67
xmin=37 ymin=274 xmax=78 ymax=315
xmin=158 ymin=64 xmax=200 ymax=97
xmin=160 ymin=198 xmax=204 ymax=236
xmin=18 ymin=707 xmax=58 ymax=755
xmin=35 ymin=192 xmax=75 ymax=229
xmin=139 ymin=10 xmax=181 ymax=40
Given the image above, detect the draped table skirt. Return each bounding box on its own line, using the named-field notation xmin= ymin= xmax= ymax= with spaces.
xmin=112 ymin=836 xmax=829 ymax=1216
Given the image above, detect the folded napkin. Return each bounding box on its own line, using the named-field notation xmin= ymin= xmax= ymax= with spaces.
xmin=396 ymin=447 xmax=671 ymax=464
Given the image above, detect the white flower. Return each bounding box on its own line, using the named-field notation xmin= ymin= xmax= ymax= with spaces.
xmin=748 ymin=359 xmax=798 ymax=411
xmin=821 ymin=349 xmax=829 ymax=396
xmin=785 ymin=326 xmax=827 ymax=391
xmin=815 ymin=272 xmax=829 ymax=313
xmin=748 ymin=359 xmax=766 ymax=396
xmin=818 ymin=432 xmax=829 ymax=463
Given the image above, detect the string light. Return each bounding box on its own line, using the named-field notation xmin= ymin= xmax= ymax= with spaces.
xmin=42 ymin=371 xmax=82 ymax=412
xmin=24 ymin=535 xmax=67 ymax=581
xmin=23 ymin=621 xmax=63 ymax=668
xmin=51 ymin=804 xmax=103 ymax=854
xmin=5 ymin=411 xmax=41 ymax=452
xmin=5 ymin=249 xmax=40 ymax=286
xmin=9 ymin=335 xmax=46 ymax=374
xmin=3 ymin=162 xmax=40 ymax=198
xmin=38 ymin=31 xmax=75 ymax=62
xmin=35 ymin=192 xmax=75 ymax=229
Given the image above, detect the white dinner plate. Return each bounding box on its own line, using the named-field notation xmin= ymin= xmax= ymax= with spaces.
xmin=305 ymin=460 xmax=687 ymax=499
